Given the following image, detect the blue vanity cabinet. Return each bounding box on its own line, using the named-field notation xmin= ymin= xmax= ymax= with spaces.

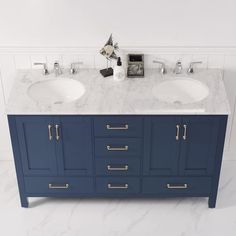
xmin=55 ymin=116 xmax=93 ymax=176
xmin=179 ymin=116 xmax=220 ymax=176
xmin=143 ymin=116 xmax=223 ymax=176
xmin=142 ymin=115 xmax=227 ymax=208
xmin=14 ymin=116 xmax=58 ymax=176
xmin=13 ymin=116 xmax=93 ymax=176
xmin=8 ymin=114 xmax=228 ymax=208
xmin=143 ymin=116 xmax=182 ymax=175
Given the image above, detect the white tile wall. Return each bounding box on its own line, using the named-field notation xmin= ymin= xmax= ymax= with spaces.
xmin=0 ymin=72 xmax=5 ymax=108
xmin=78 ymin=54 xmax=94 ymax=69
xmin=62 ymin=54 xmax=80 ymax=68
xmin=208 ymin=55 xmax=225 ymax=69
xmin=14 ymin=55 xmax=31 ymax=70
xmin=0 ymin=55 xmax=16 ymax=100
xmin=0 ymin=47 xmax=236 ymax=160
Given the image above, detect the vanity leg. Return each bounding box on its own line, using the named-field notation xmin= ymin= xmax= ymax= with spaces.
xmin=208 ymin=196 xmax=216 ymax=208
xmin=20 ymin=195 xmax=29 ymax=208
xmin=208 ymin=116 xmax=228 ymax=209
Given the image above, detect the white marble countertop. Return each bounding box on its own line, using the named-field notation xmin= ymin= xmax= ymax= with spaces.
xmin=6 ymin=69 xmax=230 ymax=115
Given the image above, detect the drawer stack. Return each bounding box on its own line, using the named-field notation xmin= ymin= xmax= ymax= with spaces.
xmin=94 ymin=117 xmax=143 ymax=195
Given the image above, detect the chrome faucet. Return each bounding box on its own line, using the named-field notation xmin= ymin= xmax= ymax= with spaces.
xmin=153 ymin=60 xmax=166 ymax=74
xmin=54 ymin=62 xmax=62 ymax=76
xmin=70 ymin=62 xmax=83 ymax=74
xmin=34 ymin=62 xmax=49 ymax=75
xmin=187 ymin=61 xmax=202 ymax=74
xmin=173 ymin=60 xmax=183 ymax=74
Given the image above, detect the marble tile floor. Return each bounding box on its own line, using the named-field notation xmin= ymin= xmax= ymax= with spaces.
xmin=1 ymin=160 xmax=236 ymax=236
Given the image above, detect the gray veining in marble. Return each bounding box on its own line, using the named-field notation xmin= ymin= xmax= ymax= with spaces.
xmin=6 ymin=69 xmax=230 ymax=115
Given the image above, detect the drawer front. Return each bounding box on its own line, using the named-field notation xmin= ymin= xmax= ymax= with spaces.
xmin=95 ymin=138 xmax=142 ymax=158
xmin=142 ymin=177 xmax=211 ymax=195
xmin=96 ymin=177 xmax=140 ymax=194
xmin=24 ymin=177 xmax=93 ymax=194
xmin=95 ymin=159 xmax=140 ymax=176
xmin=94 ymin=117 xmax=143 ymax=137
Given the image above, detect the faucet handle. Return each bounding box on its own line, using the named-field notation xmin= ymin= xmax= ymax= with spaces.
xmin=70 ymin=62 xmax=83 ymax=74
xmin=187 ymin=61 xmax=202 ymax=74
xmin=33 ymin=62 xmax=49 ymax=75
xmin=153 ymin=60 xmax=167 ymax=74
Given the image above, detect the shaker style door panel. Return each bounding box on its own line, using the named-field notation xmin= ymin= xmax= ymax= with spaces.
xmin=179 ymin=116 xmax=220 ymax=176
xmin=15 ymin=116 xmax=57 ymax=176
xmin=143 ymin=116 xmax=182 ymax=176
xmin=56 ymin=116 xmax=93 ymax=176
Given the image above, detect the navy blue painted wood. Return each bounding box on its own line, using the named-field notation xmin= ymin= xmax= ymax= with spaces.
xmin=8 ymin=115 xmax=228 ymax=208
xmin=24 ymin=177 xmax=93 ymax=194
xmin=95 ymin=158 xmax=140 ymax=176
xmin=15 ymin=116 xmax=57 ymax=176
xmin=94 ymin=116 xmax=143 ymax=137
xmin=143 ymin=116 xmax=182 ymax=176
xmin=55 ymin=116 xmax=93 ymax=176
xmin=142 ymin=177 xmax=211 ymax=195
xmin=179 ymin=116 xmax=220 ymax=176
xmin=96 ymin=177 xmax=140 ymax=194
xmin=8 ymin=116 xmax=29 ymax=207
xmin=208 ymin=116 xmax=228 ymax=208
xmin=95 ymin=138 xmax=142 ymax=158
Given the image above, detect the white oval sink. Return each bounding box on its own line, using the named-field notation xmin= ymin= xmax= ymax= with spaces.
xmin=152 ymin=78 xmax=209 ymax=104
xmin=28 ymin=78 xmax=85 ymax=105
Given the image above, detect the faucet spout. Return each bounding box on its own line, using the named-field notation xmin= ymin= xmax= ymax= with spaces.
xmin=54 ymin=62 xmax=62 ymax=76
xmin=173 ymin=61 xmax=183 ymax=74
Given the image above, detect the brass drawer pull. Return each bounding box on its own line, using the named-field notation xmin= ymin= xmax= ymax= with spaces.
xmin=107 ymin=145 xmax=128 ymax=151
xmin=48 ymin=124 xmax=53 ymax=141
xmin=55 ymin=124 xmax=60 ymax=141
xmin=176 ymin=124 xmax=180 ymax=140
xmin=167 ymin=184 xmax=188 ymax=189
xmin=49 ymin=183 xmax=69 ymax=189
xmin=107 ymin=165 xmax=128 ymax=171
xmin=183 ymin=124 xmax=187 ymax=140
xmin=107 ymin=183 xmax=129 ymax=189
xmin=106 ymin=124 xmax=129 ymax=130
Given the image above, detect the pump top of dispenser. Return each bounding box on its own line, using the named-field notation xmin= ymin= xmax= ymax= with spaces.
xmin=117 ymin=57 xmax=122 ymax=66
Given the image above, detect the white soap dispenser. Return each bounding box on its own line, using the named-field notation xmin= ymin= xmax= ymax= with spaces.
xmin=113 ymin=57 xmax=125 ymax=81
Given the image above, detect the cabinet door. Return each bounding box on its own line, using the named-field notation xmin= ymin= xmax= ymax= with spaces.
xmin=143 ymin=116 xmax=181 ymax=175
xmin=179 ymin=116 xmax=220 ymax=176
xmin=56 ymin=116 xmax=93 ymax=176
xmin=15 ymin=116 xmax=57 ymax=176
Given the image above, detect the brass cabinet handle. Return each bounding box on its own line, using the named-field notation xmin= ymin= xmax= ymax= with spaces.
xmin=176 ymin=125 xmax=180 ymax=140
xmin=107 ymin=145 xmax=128 ymax=151
xmin=107 ymin=165 xmax=129 ymax=171
xmin=167 ymin=184 xmax=188 ymax=189
xmin=106 ymin=124 xmax=129 ymax=130
xmin=183 ymin=124 xmax=187 ymax=140
xmin=49 ymin=183 xmax=69 ymax=189
xmin=107 ymin=183 xmax=129 ymax=189
xmin=48 ymin=124 xmax=53 ymax=141
xmin=55 ymin=124 xmax=60 ymax=141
